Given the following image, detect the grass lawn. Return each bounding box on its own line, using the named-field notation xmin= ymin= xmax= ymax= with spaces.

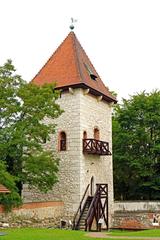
xmin=0 ymin=229 xmax=89 ymax=240
xmin=0 ymin=228 xmax=160 ymax=240
xmin=109 ymin=229 xmax=160 ymax=237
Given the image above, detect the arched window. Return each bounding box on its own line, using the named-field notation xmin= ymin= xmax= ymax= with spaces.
xmin=83 ymin=131 xmax=87 ymax=139
xmin=94 ymin=128 xmax=100 ymax=140
xmin=59 ymin=131 xmax=67 ymax=151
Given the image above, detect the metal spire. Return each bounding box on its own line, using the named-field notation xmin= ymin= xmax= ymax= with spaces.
xmin=70 ymin=18 xmax=77 ymax=30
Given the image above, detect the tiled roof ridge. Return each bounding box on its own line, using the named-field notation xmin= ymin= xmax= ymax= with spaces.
xmin=72 ymin=32 xmax=85 ymax=84
xmin=74 ymin=33 xmax=100 ymax=80
xmin=73 ymin=33 xmax=115 ymax=100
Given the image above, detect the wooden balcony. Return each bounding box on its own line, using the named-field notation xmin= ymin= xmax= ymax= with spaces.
xmin=83 ymin=138 xmax=111 ymax=156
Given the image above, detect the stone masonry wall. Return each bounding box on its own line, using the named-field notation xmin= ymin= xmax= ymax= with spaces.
xmin=112 ymin=211 xmax=160 ymax=229
xmin=114 ymin=201 xmax=160 ymax=212
xmin=23 ymin=89 xmax=82 ymax=218
xmin=113 ymin=201 xmax=160 ymax=229
xmin=23 ymin=89 xmax=114 ymax=224
xmin=0 ymin=202 xmax=64 ymax=228
xmin=54 ymin=89 xmax=82 ymax=216
xmin=79 ymin=90 xmax=114 ymax=228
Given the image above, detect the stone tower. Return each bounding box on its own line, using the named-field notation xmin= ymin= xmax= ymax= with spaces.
xmin=29 ymin=31 xmax=116 ymax=228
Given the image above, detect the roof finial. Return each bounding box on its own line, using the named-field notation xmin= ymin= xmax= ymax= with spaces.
xmin=70 ymin=18 xmax=77 ymax=31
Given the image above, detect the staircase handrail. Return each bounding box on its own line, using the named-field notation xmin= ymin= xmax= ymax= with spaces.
xmin=85 ymin=184 xmax=101 ymax=231
xmin=72 ymin=183 xmax=90 ymax=229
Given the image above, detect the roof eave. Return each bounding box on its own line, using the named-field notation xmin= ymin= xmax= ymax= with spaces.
xmin=55 ymin=83 xmax=117 ymax=104
xmin=0 ymin=184 xmax=11 ymax=193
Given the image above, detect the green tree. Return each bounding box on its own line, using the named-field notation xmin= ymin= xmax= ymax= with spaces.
xmin=0 ymin=60 xmax=62 ymax=210
xmin=113 ymin=90 xmax=160 ymax=200
xmin=0 ymin=161 xmax=22 ymax=211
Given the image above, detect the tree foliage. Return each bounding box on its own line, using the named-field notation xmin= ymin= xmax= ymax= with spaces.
xmin=0 ymin=161 xmax=22 ymax=211
xmin=0 ymin=60 xmax=62 ymax=209
xmin=113 ymin=90 xmax=160 ymax=200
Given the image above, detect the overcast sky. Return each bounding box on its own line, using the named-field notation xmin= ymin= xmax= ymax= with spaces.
xmin=0 ymin=0 xmax=160 ymax=101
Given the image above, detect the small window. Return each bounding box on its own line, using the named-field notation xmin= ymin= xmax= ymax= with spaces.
xmin=94 ymin=128 xmax=100 ymax=140
xmin=84 ymin=63 xmax=97 ymax=80
xmin=90 ymin=73 xmax=97 ymax=80
xmin=83 ymin=131 xmax=87 ymax=139
xmin=59 ymin=131 xmax=67 ymax=151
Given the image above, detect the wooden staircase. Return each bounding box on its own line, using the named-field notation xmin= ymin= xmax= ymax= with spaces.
xmin=72 ymin=182 xmax=108 ymax=231
xmin=77 ymin=196 xmax=93 ymax=230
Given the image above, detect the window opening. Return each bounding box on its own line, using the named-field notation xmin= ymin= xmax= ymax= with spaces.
xmin=94 ymin=128 xmax=100 ymax=140
xmin=84 ymin=63 xmax=97 ymax=80
xmin=59 ymin=131 xmax=67 ymax=151
xmin=83 ymin=131 xmax=87 ymax=139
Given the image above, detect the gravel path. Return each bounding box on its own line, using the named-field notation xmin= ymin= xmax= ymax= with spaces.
xmin=86 ymin=232 xmax=160 ymax=239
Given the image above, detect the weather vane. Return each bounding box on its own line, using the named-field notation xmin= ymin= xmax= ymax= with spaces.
xmin=70 ymin=18 xmax=77 ymax=30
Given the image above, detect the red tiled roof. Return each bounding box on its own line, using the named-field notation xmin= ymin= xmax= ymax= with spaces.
xmin=0 ymin=184 xmax=10 ymax=193
xmin=32 ymin=32 xmax=117 ymax=103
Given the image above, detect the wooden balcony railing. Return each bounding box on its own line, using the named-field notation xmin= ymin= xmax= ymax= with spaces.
xmin=83 ymin=139 xmax=111 ymax=156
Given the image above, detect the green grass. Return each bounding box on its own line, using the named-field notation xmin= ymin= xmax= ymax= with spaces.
xmin=0 ymin=229 xmax=85 ymax=240
xmin=0 ymin=228 xmax=160 ymax=240
xmin=109 ymin=229 xmax=160 ymax=237
xmin=0 ymin=229 xmax=94 ymax=240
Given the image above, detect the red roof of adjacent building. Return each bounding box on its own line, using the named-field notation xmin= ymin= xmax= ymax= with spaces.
xmin=0 ymin=184 xmax=10 ymax=193
xmin=32 ymin=31 xmax=117 ymax=103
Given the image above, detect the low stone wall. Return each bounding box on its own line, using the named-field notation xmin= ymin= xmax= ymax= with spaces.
xmin=112 ymin=201 xmax=160 ymax=230
xmin=0 ymin=201 xmax=64 ymax=228
xmin=114 ymin=201 xmax=160 ymax=212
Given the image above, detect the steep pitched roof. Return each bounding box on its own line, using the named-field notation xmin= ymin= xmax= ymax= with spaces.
xmin=32 ymin=32 xmax=116 ymax=103
xmin=0 ymin=184 xmax=10 ymax=193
